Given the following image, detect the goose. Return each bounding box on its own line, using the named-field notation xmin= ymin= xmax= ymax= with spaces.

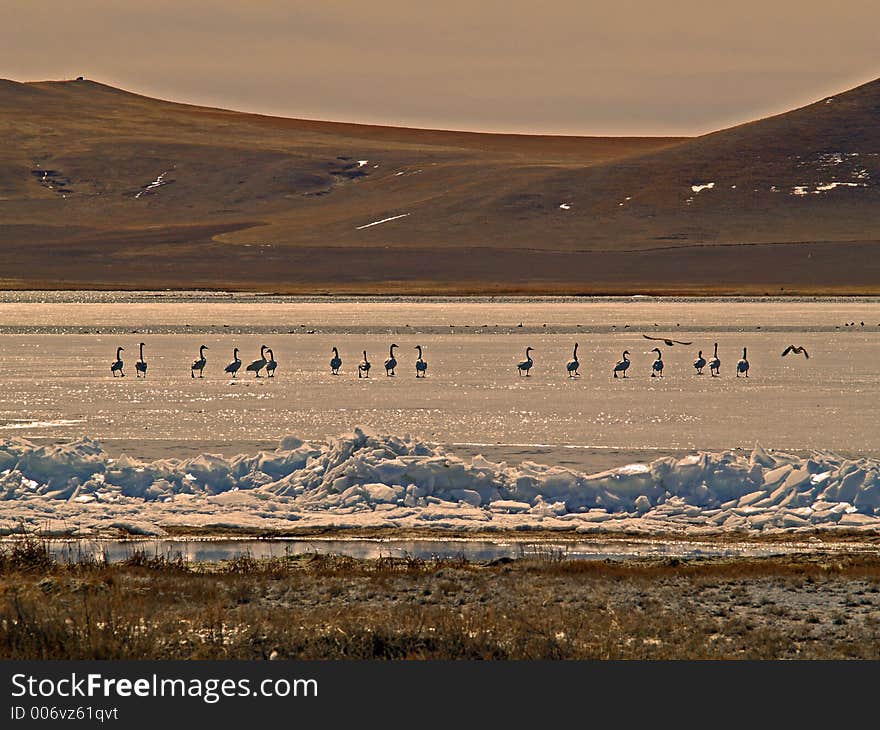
xmin=736 ymin=347 xmax=750 ymax=377
xmin=613 ymin=350 xmax=630 ymax=378
xmin=781 ymin=345 xmax=809 ymax=359
xmin=110 ymin=347 xmax=125 ymax=377
xmin=384 ymin=344 xmax=399 ymax=376
xmin=190 ymin=345 xmax=208 ymax=378
xmin=330 ymin=347 xmax=342 ymax=375
xmin=358 ymin=350 xmax=371 ymax=378
xmin=693 ymin=349 xmax=706 ymax=375
xmin=135 ymin=342 xmax=147 ymax=378
xmin=650 ymin=347 xmax=664 ymax=377
xmin=517 ymin=347 xmax=534 ymax=376
xmin=708 ymin=342 xmax=721 ymax=377
xmin=246 ymin=345 xmax=268 ymax=378
xmin=265 ymin=348 xmax=277 ymax=377
xmin=224 ymin=348 xmax=242 ymax=378
xmin=415 ymin=345 xmax=428 ymax=378
xmin=566 ymin=343 xmax=580 ymax=377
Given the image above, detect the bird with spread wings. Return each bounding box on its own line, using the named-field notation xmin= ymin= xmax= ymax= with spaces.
xmin=642 ymin=334 xmax=693 ymax=346
xmin=781 ymin=345 xmax=810 ymax=359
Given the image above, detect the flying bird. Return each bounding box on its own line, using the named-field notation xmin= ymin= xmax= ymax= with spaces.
xmin=642 ymin=334 xmax=692 ymax=346
xmin=781 ymin=345 xmax=809 ymax=359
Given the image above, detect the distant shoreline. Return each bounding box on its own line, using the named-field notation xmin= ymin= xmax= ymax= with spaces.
xmin=1 ymin=289 xmax=880 ymax=303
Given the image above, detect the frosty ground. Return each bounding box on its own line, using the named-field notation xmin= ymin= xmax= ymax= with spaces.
xmin=3 ymin=542 xmax=880 ymax=659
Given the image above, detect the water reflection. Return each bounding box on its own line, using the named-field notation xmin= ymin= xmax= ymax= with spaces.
xmin=36 ymin=537 xmax=831 ymax=564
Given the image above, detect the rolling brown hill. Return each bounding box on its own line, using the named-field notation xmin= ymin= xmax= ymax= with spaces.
xmin=1 ymin=76 xmax=878 ymax=294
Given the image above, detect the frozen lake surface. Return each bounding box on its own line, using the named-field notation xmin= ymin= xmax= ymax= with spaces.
xmin=2 ymin=293 xmax=880 ymax=539
xmin=0 ymin=293 xmax=878 ymax=466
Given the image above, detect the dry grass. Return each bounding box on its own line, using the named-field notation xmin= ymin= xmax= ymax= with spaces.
xmin=1 ymin=539 xmax=879 ymax=660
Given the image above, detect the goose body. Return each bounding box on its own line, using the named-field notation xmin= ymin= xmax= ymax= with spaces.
xmin=415 ymin=345 xmax=428 ymax=377
xmin=693 ymin=350 xmax=706 ymax=375
xmin=358 ymin=350 xmax=371 ymax=378
xmin=265 ymin=348 xmax=277 ymax=377
xmin=110 ymin=347 xmax=125 ymax=377
xmin=246 ymin=345 xmax=268 ymax=377
xmin=135 ymin=342 xmax=147 ymax=378
xmin=613 ymin=350 xmax=630 ymax=378
xmin=708 ymin=342 xmax=721 ymax=377
xmin=517 ymin=347 xmax=534 ymax=376
xmin=650 ymin=348 xmax=664 ymax=377
xmin=224 ymin=348 xmax=242 ymax=377
xmin=736 ymin=347 xmax=750 ymax=377
xmin=566 ymin=343 xmax=580 ymax=377
xmin=384 ymin=344 xmax=398 ymax=376
xmin=330 ymin=347 xmax=342 ymax=375
xmin=191 ymin=345 xmax=208 ymax=378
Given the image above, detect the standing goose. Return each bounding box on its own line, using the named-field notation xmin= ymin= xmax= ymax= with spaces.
xmin=566 ymin=343 xmax=580 ymax=377
xmin=246 ymin=345 xmax=268 ymax=378
xmin=736 ymin=347 xmax=750 ymax=377
xmin=190 ymin=345 xmax=208 ymax=378
xmin=224 ymin=348 xmax=242 ymax=378
xmin=135 ymin=342 xmax=147 ymax=378
xmin=384 ymin=344 xmax=399 ymax=376
xmin=650 ymin=347 xmax=664 ymax=377
xmin=110 ymin=347 xmax=125 ymax=377
xmin=613 ymin=350 xmax=630 ymax=378
xmin=693 ymin=349 xmax=706 ymax=375
xmin=517 ymin=347 xmax=534 ymax=376
xmin=358 ymin=350 xmax=371 ymax=378
xmin=708 ymin=342 xmax=721 ymax=377
xmin=265 ymin=348 xmax=278 ymax=377
xmin=330 ymin=347 xmax=342 ymax=375
xmin=415 ymin=345 xmax=428 ymax=378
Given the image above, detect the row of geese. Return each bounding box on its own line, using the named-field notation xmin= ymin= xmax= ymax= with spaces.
xmin=110 ymin=343 xmax=428 ymax=378
xmin=109 ymin=341 xmax=768 ymax=379
xmin=526 ymin=342 xmax=751 ymax=377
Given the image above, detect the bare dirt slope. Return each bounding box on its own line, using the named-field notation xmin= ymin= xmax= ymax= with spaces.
xmin=1 ymin=77 xmax=879 ymax=293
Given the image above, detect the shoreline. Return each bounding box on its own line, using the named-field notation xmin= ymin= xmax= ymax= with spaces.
xmin=5 ymin=525 xmax=879 ymax=546
xmin=2 ymin=289 xmax=880 ymax=302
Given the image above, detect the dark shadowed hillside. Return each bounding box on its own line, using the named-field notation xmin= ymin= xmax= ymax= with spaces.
xmin=1 ymin=77 xmax=878 ymax=293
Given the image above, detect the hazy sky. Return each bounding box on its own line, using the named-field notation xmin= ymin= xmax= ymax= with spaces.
xmin=3 ymin=1 xmax=878 ymax=135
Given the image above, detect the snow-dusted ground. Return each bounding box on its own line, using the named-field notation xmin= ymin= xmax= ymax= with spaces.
xmin=0 ymin=294 xmax=877 ymax=537
xmin=2 ymin=429 xmax=880 ymax=537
